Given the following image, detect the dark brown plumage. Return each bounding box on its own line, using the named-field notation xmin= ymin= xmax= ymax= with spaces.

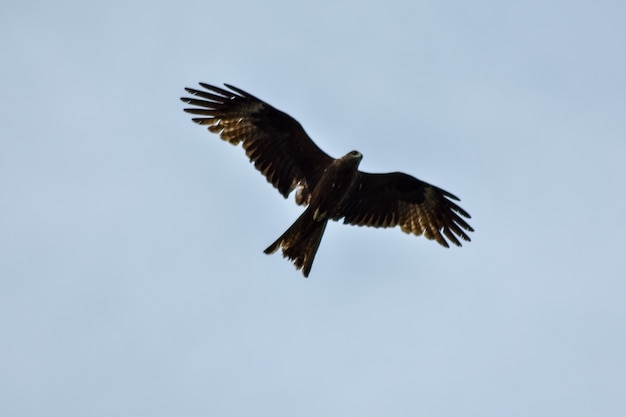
xmin=181 ymin=83 xmax=473 ymax=277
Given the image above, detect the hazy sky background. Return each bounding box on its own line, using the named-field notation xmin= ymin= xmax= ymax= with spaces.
xmin=2 ymin=0 xmax=625 ymax=416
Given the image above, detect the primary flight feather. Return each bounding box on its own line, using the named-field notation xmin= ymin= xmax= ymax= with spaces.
xmin=181 ymin=83 xmax=473 ymax=277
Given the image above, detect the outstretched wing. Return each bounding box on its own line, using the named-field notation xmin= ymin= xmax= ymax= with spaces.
xmin=334 ymin=172 xmax=473 ymax=247
xmin=181 ymin=83 xmax=333 ymax=200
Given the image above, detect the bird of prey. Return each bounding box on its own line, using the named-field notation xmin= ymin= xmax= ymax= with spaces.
xmin=181 ymin=83 xmax=473 ymax=277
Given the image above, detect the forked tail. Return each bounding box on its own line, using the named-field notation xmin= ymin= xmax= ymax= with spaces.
xmin=264 ymin=208 xmax=328 ymax=277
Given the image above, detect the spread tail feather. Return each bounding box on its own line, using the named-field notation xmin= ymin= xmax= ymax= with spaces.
xmin=264 ymin=208 xmax=328 ymax=277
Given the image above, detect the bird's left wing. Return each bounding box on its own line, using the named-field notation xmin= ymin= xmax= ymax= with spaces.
xmin=181 ymin=83 xmax=333 ymax=200
xmin=334 ymin=172 xmax=473 ymax=247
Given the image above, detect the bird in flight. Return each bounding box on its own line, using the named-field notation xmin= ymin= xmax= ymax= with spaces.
xmin=181 ymin=83 xmax=473 ymax=277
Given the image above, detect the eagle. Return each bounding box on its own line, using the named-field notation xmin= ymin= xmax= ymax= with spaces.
xmin=181 ymin=83 xmax=473 ymax=277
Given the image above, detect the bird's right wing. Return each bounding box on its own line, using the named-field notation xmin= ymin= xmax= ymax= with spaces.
xmin=181 ymin=83 xmax=333 ymax=200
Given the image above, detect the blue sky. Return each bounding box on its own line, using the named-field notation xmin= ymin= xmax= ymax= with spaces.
xmin=2 ymin=0 xmax=625 ymax=416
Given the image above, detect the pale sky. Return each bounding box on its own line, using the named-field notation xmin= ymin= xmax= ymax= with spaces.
xmin=2 ymin=0 xmax=626 ymax=416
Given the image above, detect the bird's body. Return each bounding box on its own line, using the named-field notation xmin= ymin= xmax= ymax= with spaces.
xmin=264 ymin=150 xmax=363 ymax=276
xmin=181 ymin=83 xmax=473 ymax=277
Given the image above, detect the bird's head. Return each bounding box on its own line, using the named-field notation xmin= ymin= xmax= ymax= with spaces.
xmin=346 ymin=150 xmax=363 ymax=161
xmin=337 ymin=150 xmax=363 ymax=170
